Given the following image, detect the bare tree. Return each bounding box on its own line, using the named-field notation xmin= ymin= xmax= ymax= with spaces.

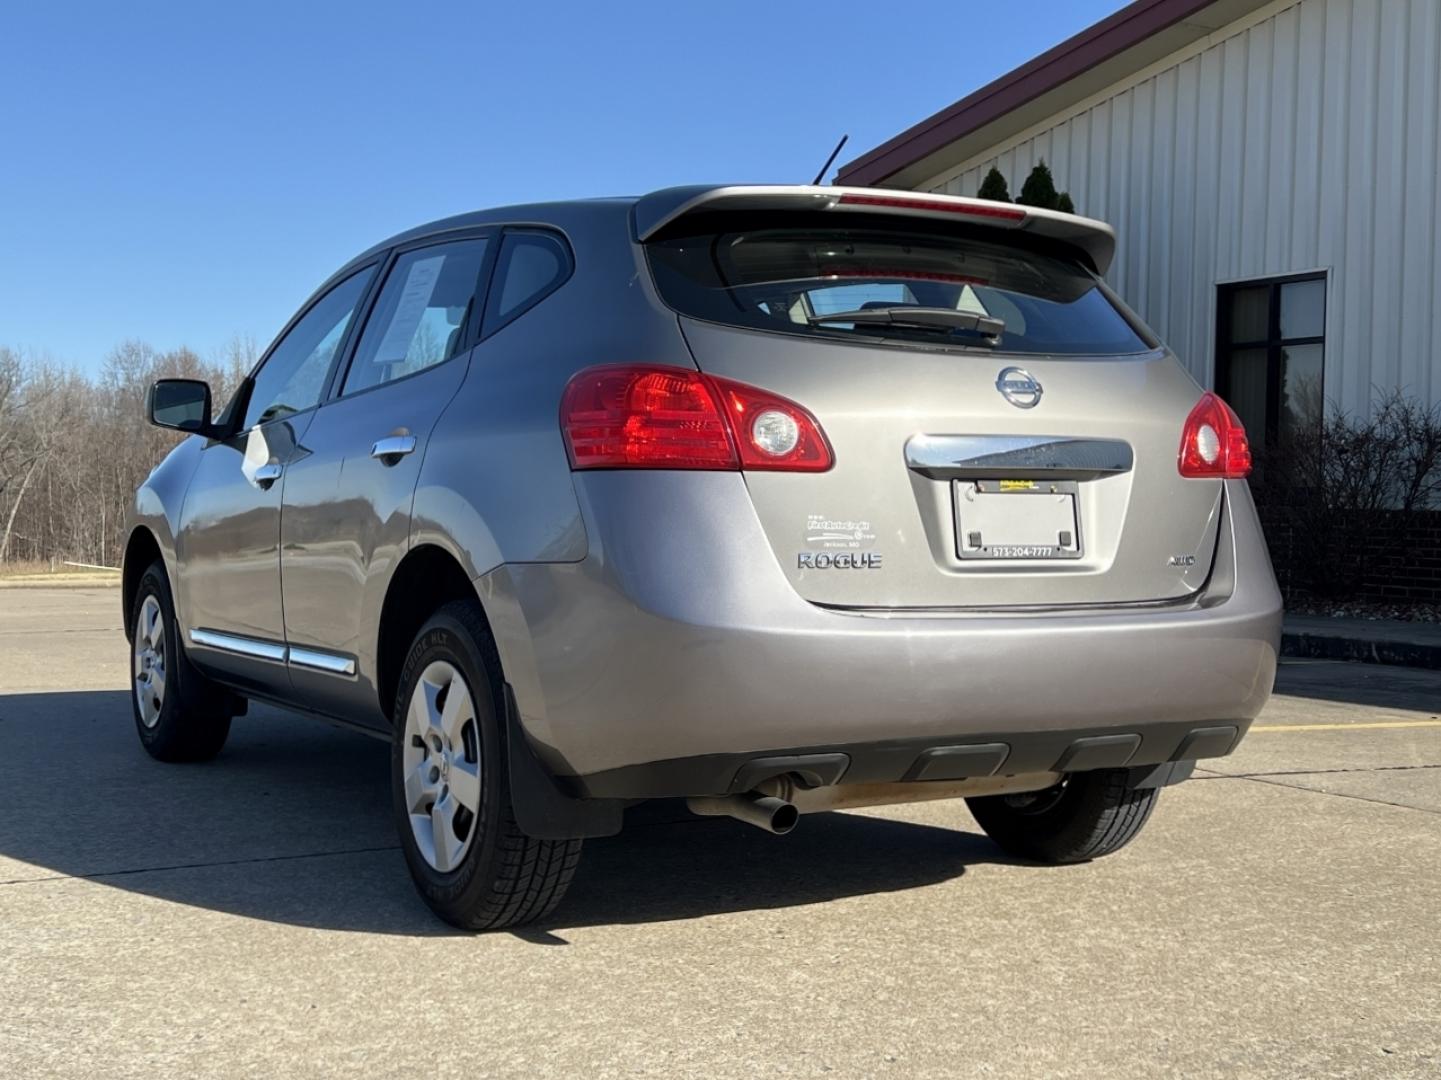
xmin=0 ymin=350 xmax=68 ymax=562
xmin=0 ymin=340 xmax=244 ymax=567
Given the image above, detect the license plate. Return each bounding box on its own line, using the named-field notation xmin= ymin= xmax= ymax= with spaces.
xmin=954 ymin=479 xmax=1082 ymax=560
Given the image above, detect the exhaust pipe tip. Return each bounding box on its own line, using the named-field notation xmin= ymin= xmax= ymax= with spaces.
xmin=687 ymin=793 xmax=799 ymax=835
xmin=767 ymin=799 xmax=800 ymax=835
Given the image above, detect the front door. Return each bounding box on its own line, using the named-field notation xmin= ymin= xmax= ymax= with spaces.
xmin=279 ymin=236 xmax=491 ymax=724
xmin=176 ymin=266 xmax=375 ymax=692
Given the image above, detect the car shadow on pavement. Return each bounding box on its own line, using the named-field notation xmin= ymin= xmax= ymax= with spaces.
xmin=1273 ymin=658 xmax=1441 ymax=713
xmin=541 ymin=810 xmax=998 ymax=937
xmin=0 ymin=690 xmax=1004 ymax=937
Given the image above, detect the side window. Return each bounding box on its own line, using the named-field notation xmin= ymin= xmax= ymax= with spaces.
xmin=342 ymin=238 xmax=490 ymax=396
xmin=243 ymin=268 xmax=373 ymax=429
xmin=484 ymin=232 xmax=571 ymax=331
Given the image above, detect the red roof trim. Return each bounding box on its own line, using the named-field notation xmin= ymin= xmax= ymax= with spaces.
xmin=835 ymin=0 xmax=1220 ymax=187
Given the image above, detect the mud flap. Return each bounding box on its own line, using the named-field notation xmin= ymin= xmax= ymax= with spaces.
xmin=502 ymin=685 xmax=624 ymax=839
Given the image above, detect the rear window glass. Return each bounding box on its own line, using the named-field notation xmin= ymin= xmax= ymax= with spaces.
xmin=646 ymin=228 xmax=1151 ymax=356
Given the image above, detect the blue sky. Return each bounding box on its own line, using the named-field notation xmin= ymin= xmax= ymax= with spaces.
xmin=0 ymin=0 xmax=1121 ymax=371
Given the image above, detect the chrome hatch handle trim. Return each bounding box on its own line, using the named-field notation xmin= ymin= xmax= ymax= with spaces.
xmin=905 ymin=434 xmax=1134 ymax=479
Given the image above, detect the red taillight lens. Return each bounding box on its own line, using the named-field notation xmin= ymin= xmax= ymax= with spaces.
xmin=708 ymin=374 xmax=833 ymax=472
xmin=560 ymin=365 xmax=737 ymax=469
xmin=560 ymin=364 xmax=833 ymax=472
xmin=1178 ymin=391 xmax=1252 ymax=478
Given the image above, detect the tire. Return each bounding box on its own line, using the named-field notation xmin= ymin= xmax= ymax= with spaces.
xmin=129 ymin=560 xmax=232 ymax=762
xmin=966 ymin=768 xmax=1159 ymax=864
xmin=391 ymin=600 xmax=582 ymax=930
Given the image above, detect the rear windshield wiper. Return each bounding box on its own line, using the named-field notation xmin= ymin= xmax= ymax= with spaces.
xmin=808 ymin=306 xmax=1005 ymax=340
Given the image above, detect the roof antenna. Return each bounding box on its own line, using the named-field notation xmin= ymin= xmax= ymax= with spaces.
xmin=810 ymin=134 xmax=849 ymax=186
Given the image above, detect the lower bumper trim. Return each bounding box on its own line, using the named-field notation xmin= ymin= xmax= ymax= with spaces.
xmin=574 ymin=719 xmax=1247 ymax=799
xmin=1055 ymin=733 xmax=1142 ymax=772
xmin=906 ymin=743 xmax=1011 ymax=781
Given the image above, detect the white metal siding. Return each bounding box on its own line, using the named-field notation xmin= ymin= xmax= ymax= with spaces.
xmin=922 ymin=0 xmax=1441 ymax=413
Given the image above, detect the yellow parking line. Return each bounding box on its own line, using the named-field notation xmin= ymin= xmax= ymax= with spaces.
xmin=1252 ymin=720 xmax=1441 ymax=733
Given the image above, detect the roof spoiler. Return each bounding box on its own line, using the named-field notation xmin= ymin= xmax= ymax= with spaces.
xmin=632 ymin=184 xmax=1116 ymax=275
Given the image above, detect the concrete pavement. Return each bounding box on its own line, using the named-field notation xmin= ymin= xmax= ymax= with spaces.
xmin=1 ymin=587 xmax=1438 ymax=1078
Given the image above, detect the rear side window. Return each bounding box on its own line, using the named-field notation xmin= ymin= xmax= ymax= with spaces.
xmin=342 ymin=238 xmax=490 ymax=396
xmin=647 ymin=227 xmax=1151 ymax=356
xmin=484 ymin=232 xmax=571 ymax=331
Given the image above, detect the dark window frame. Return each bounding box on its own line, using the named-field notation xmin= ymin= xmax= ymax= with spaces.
xmin=1215 ymin=271 xmax=1327 ymax=446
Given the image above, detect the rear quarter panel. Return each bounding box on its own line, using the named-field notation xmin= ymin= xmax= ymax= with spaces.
xmin=410 ymin=205 xmax=694 ymax=578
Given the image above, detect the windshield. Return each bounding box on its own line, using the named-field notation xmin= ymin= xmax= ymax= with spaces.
xmin=647 ymin=227 xmax=1153 ymax=356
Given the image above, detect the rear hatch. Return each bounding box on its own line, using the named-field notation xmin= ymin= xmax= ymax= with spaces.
xmin=639 ymin=188 xmax=1224 ymax=609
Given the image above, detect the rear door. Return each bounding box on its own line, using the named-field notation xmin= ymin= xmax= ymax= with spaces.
xmin=279 ymin=235 xmax=492 ymax=723
xmin=646 ymin=214 xmax=1224 ymax=609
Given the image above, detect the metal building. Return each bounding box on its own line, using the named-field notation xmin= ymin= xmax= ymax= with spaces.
xmin=837 ymin=0 xmax=1441 ymax=440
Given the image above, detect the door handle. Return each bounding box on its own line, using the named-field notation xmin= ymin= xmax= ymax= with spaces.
xmin=253 ymin=462 xmax=283 ymax=490
xmin=371 ymin=434 xmax=418 ymax=464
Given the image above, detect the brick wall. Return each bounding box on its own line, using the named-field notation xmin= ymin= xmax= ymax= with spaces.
xmin=1257 ymin=505 xmax=1441 ymax=603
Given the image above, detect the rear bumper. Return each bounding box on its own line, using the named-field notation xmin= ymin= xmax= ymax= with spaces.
xmin=479 ymin=474 xmax=1281 ymax=797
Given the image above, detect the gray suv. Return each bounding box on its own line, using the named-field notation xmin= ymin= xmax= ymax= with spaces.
xmin=125 ymin=185 xmax=1282 ymax=928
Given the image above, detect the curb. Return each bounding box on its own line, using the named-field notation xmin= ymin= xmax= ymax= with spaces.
xmin=1282 ymin=632 xmax=1441 ymax=671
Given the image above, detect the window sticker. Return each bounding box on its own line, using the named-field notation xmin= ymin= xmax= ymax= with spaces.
xmin=373 ymin=255 xmax=445 ymax=364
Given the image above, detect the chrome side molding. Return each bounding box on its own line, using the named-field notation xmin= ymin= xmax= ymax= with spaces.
xmin=905 ymin=434 xmax=1134 ymax=479
xmin=188 ymin=629 xmax=355 ymax=676
xmin=189 ymin=627 xmax=287 ymax=662
xmin=287 ymin=645 xmax=357 ymax=676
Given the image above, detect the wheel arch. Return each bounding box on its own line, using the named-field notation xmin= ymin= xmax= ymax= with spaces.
xmin=378 ymin=542 xmax=622 ymax=842
xmin=375 ymin=543 xmax=498 ymax=725
xmin=121 ymin=526 xmax=164 ymax=641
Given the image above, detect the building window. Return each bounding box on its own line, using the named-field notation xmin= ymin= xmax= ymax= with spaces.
xmin=1210 ymin=278 xmax=1319 ymax=446
xmin=1215 ymin=274 xmax=1326 ymax=445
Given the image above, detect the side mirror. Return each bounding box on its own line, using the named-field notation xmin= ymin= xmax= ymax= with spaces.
xmin=148 ymin=378 xmax=214 ymax=434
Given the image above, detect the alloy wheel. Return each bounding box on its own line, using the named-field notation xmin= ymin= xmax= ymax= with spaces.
xmin=401 ymin=660 xmax=482 ymax=872
xmin=133 ymin=594 xmax=166 ymax=728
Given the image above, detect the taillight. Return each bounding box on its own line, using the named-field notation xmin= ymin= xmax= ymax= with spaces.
xmin=1178 ymin=392 xmax=1252 ymax=478
xmin=708 ymin=374 xmax=833 ymax=471
xmin=560 ymin=365 xmax=737 ymax=469
xmin=560 ymin=364 xmax=833 ymax=472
